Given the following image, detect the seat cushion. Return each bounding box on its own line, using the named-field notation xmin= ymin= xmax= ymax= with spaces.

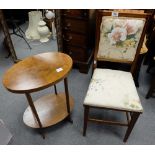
xmin=84 ymin=69 xmax=143 ymax=112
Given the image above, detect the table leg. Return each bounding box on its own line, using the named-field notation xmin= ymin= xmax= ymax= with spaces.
xmin=54 ymin=84 xmax=58 ymax=95
xmin=25 ymin=93 xmax=45 ymax=139
xmin=64 ymin=78 xmax=72 ymax=123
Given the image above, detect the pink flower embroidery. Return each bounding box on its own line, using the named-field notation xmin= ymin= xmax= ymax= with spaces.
xmin=108 ymin=27 xmax=127 ymax=45
xmin=124 ymin=20 xmax=139 ymax=35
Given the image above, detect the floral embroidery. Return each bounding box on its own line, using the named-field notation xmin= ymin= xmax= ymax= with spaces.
xmin=98 ymin=17 xmax=145 ymax=61
xmin=86 ymin=79 xmax=104 ymax=97
xmin=84 ymin=69 xmax=143 ymax=112
xmin=124 ymin=99 xmax=141 ymax=110
xmin=108 ymin=27 xmax=127 ymax=45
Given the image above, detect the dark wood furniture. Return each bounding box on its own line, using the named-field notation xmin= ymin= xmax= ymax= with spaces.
xmin=2 ymin=52 xmax=74 ymax=138
xmin=134 ymin=38 xmax=148 ymax=87
xmin=133 ymin=10 xmax=154 ymax=87
xmin=146 ymin=56 xmax=155 ymax=99
xmin=146 ymin=25 xmax=155 ymax=73
xmin=60 ymin=9 xmax=95 ymax=73
xmin=83 ymin=10 xmax=150 ymax=142
xmin=143 ymin=10 xmax=155 ymax=65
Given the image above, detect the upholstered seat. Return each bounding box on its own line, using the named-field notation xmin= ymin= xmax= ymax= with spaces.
xmin=84 ymin=68 xmax=143 ymax=112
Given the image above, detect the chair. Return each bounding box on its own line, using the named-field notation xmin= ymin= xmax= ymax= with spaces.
xmin=145 ymin=27 xmax=155 ymax=99
xmin=83 ymin=10 xmax=150 ymax=142
xmin=146 ymin=56 xmax=155 ymax=99
xmin=146 ymin=27 xmax=155 ymax=73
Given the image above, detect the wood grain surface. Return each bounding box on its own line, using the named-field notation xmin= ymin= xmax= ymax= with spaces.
xmin=23 ymin=93 xmax=74 ymax=128
xmin=3 ymin=52 xmax=73 ymax=93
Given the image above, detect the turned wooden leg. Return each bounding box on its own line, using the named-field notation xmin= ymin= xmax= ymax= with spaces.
xmin=25 ymin=93 xmax=45 ymax=139
xmin=123 ymin=112 xmax=140 ymax=142
xmin=83 ymin=106 xmax=89 ymax=136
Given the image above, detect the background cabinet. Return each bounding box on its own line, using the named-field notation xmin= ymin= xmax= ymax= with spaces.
xmin=60 ymin=9 xmax=95 ymax=73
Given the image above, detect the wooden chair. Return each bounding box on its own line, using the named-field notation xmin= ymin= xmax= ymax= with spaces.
xmin=146 ymin=57 xmax=155 ymax=99
xmin=83 ymin=10 xmax=150 ymax=142
xmin=146 ymin=27 xmax=155 ymax=73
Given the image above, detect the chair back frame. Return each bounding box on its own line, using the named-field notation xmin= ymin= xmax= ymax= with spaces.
xmin=93 ymin=10 xmax=151 ymax=76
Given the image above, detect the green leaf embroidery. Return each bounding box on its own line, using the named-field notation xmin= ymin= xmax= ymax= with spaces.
xmin=123 ymin=50 xmax=127 ymax=53
xmin=116 ymin=41 xmax=123 ymax=47
xmin=127 ymin=34 xmax=136 ymax=40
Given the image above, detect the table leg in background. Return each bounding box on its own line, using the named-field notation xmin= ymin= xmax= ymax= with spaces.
xmin=64 ymin=78 xmax=73 ymax=123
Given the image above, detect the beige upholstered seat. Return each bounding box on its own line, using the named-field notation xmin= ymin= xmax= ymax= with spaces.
xmin=84 ymin=68 xmax=143 ymax=112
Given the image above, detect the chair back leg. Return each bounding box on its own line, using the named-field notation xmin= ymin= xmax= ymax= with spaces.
xmin=146 ymin=76 xmax=155 ymax=99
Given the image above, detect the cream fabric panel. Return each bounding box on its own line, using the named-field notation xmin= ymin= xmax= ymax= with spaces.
xmin=97 ymin=16 xmax=146 ymax=62
xmin=84 ymin=68 xmax=143 ymax=112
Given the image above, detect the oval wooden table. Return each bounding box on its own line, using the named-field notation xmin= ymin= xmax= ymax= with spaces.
xmin=2 ymin=52 xmax=74 ymax=138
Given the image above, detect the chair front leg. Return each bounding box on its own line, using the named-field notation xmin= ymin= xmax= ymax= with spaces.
xmin=83 ymin=106 xmax=90 ymax=136
xmin=123 ymin=112 xmax=140 ymax=142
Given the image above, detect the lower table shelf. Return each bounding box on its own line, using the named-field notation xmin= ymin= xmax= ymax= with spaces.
xmin=23 ymin=93 xmax=74 ymax=128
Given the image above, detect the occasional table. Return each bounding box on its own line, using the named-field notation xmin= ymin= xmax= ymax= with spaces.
xmin=2 ymin=52 xmax=74 ymax=138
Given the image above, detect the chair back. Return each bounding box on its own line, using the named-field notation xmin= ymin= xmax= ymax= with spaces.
xmin=94 ymin=10 xmax=151 ymax=74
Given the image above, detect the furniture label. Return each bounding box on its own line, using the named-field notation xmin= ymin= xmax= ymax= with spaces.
xmin=56 ymin=67 xmax=63 ymax=72
xmin=112 ymin=12 xmax=119 ymax=17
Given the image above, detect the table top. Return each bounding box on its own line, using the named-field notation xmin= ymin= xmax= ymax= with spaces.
xmin=3 ymin=52 xmax=73 ymax=93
